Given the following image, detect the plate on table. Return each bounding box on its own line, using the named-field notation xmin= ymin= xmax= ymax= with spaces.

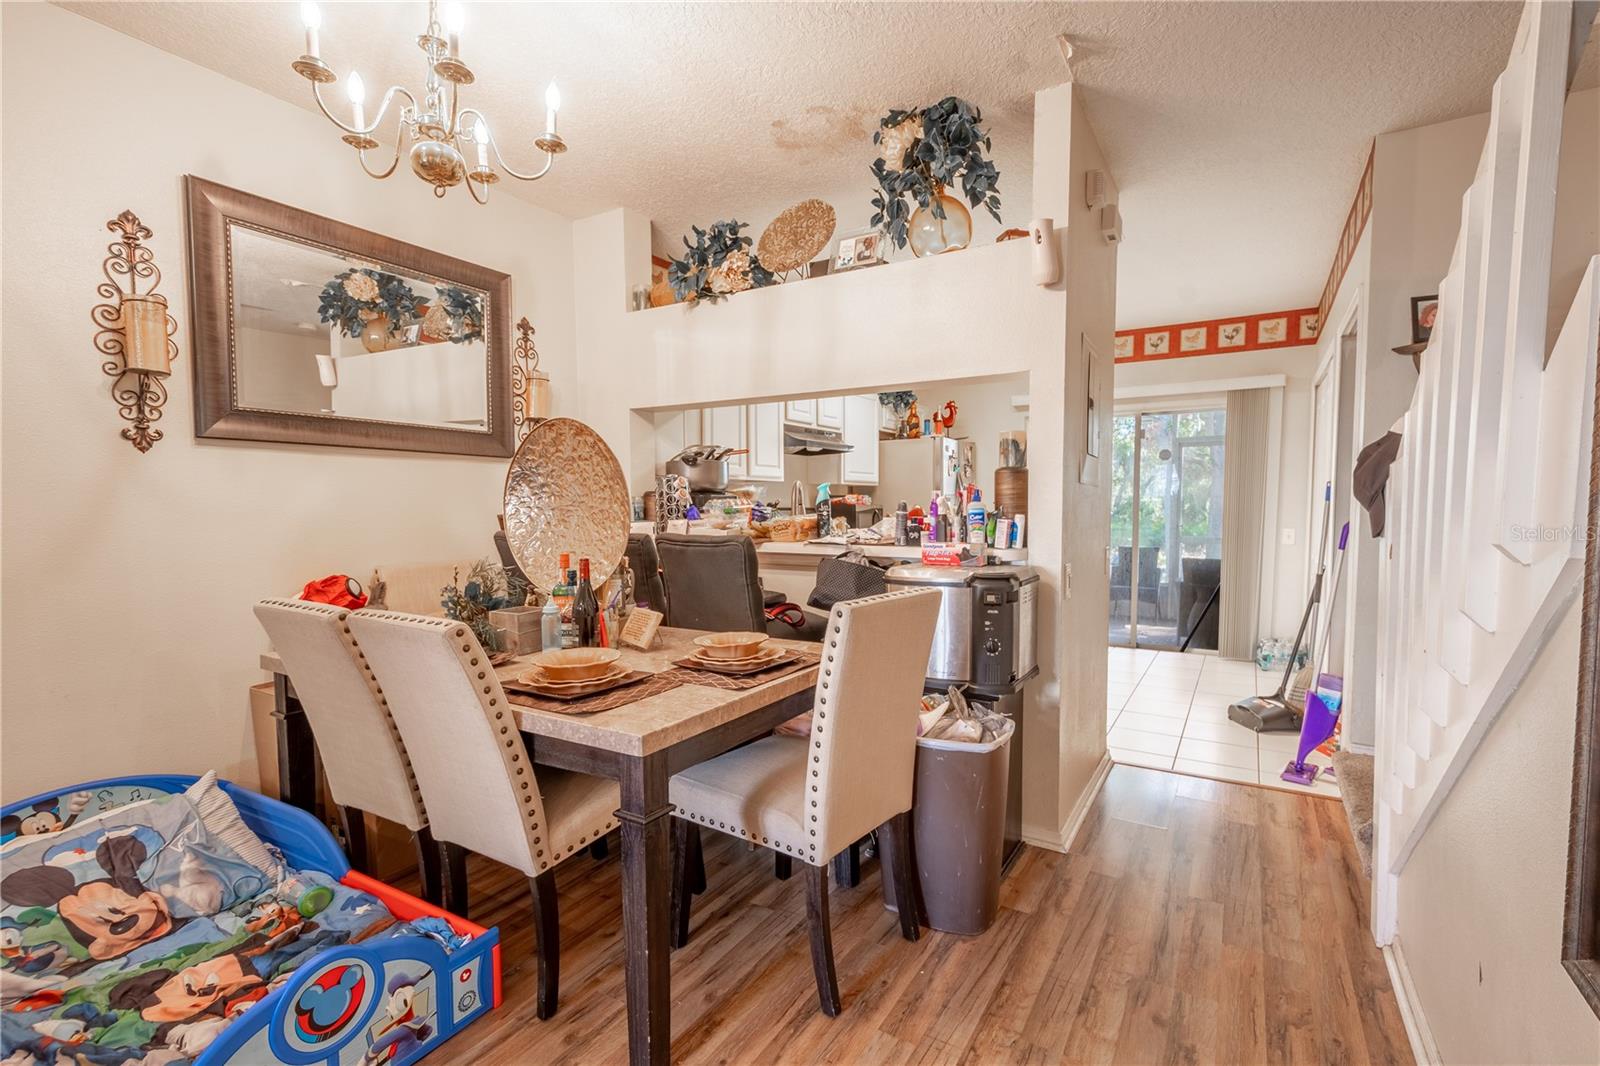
xmin=692 ymin=631 xmax=771 ymax=661
xmin=684 ymin=646 xmax=791 ymax=675
xmin=517 ymin=662 xmax=629 ymax=690
xmin=513 ymin=663 xmax=636 ymax=698
xmin=527 ymin=647 xmax=621 ymax=681
xmin=688 ymin=644 xmax=784 ymax=668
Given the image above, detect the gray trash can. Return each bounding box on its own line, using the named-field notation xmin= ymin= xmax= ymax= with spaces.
xmin=904 ymin=717 xmax=1014 ymax=935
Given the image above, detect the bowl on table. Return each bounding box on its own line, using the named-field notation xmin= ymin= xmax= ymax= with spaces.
xmin=528 ymin=647 xmax=621 ymax=682
xmin=692 ymin=631 xmax=771 ymax=662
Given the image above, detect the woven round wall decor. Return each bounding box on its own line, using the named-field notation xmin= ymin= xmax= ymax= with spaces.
xmin=756 ymin=199 xmax=837 ymax=274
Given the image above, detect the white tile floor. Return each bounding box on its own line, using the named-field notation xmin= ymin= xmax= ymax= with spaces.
xmin=1106 ymin=646 xmax=1340 ymax=797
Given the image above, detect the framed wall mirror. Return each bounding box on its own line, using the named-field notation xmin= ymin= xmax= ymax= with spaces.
xmin=185 ymin=176 xmax=514 ymax=456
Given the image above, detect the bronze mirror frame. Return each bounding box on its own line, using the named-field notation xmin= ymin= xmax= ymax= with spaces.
xmin=184 ymin=175 xmax=514 ymax=457
xmin=1565 ymin=324 xmax=1600 ymax=1018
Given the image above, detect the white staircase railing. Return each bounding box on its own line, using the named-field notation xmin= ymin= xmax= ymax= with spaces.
xmin=1373 ymin=0 xmax=1598 ymax=936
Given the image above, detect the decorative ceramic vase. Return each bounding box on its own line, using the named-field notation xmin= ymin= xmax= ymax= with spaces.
xmin=908 ymin=183 xmax=973 ymax=257
xmin=360 ymin=311 xmax=393 ymax=353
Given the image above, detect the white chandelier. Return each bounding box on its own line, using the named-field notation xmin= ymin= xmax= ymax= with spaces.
xmin=292 ymin=1 xmax=564 ymax=204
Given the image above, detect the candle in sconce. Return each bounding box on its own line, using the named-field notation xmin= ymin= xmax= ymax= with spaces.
xmin=120 ymin=295 xmax=172 ymax=376
xmin=300 ymin=1 xmax=321 ymax=59
xmin=443 ymin=3 xmax=463 ymax=59
xmin=544 ymin=81 xmax=560 ymax=135
xmin=346 ymin=71 xmax=366 ymax=129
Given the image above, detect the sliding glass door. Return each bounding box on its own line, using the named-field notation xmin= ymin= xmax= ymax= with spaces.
xmin=1109 ymin=407 xmax=1227 ymax=650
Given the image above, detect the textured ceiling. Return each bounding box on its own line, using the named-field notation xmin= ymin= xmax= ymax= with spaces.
xmin=61 ymin=1 xmax=1594 ymax=326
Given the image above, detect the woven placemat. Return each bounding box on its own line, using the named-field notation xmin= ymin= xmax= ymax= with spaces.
xmin=664 ymin=651 xmax=820 ymax=691
xmin=504 ymin=670 xmax=682 ymax=715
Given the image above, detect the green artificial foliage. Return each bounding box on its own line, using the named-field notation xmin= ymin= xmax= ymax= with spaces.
xmin=317 ymin=268 xmax=483 ymax=344
xmin=666 ymin=220 xmax=776 ymax=303
xmin=869 ymin=97 xmax=1002 ymax=250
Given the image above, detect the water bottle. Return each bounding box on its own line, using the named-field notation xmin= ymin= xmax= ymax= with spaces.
xmin=540 ymin=599 xmax=561 ymax=651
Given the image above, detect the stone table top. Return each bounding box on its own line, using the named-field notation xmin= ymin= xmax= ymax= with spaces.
xmin=261 ymin=627 xmax=819 ymax=757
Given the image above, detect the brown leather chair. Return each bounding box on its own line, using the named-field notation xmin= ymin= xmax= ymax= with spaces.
xmin=626 ymin=533 xmax=669 ymax=614
xmin=655 ymin=533 xmax=766 ymax=631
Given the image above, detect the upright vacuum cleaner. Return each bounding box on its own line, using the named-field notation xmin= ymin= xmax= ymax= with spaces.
xmin=1229 ymin=482 xmax=1333 ymax=733
xmin=1282 ymin=522 xmax=1350 ymax=785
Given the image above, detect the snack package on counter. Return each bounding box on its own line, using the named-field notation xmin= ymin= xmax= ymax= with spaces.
xmin=917 ymin=693 xmax=949 ymax=736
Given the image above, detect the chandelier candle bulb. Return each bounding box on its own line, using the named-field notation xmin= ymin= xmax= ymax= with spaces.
xmin=473 ymin=119 xmax=489 ymax=168
xmin=345 ymin=70 xmax=365 ymax=128
xmin=300 ymin=1 xmax=320 ymax=58
xmin=545 ymin=81 xmax=560 ymax=135
xmin=443 ymin=3 xmax=463 ymax=58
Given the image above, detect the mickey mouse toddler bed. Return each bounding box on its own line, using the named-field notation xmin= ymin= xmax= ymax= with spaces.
xmin=0 ymin=774 xmax=499 ymax=1065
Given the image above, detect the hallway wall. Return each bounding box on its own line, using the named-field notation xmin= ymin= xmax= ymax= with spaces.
xmin=1396 ymin=599 xmax=1596 ymax=1064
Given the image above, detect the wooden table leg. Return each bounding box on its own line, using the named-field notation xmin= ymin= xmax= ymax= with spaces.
xmin=617 ymin=752 xmax=672 ymax=1066
xmin=272 ymin=673 xmax=321 ymax=819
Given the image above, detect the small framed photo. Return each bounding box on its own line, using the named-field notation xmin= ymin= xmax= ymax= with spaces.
xmin=832 ymin=228 xmax=886 ymax=272
xmin=1410 ymin=294 xmax=1439 ymax=344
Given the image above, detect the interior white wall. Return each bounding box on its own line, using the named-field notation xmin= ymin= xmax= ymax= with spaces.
xmin=0 ymin=3 xmax=577 ymax=799
xmin=889 ymin=374 xmax=1029 ymax=505
xmin=1395 ymin=599 xmax=1596 ymax=1065
xmin=572 ymin=84 xmax=1115 ymax=844
xmin=1114 ymin=344 xmax=1320 ymax=645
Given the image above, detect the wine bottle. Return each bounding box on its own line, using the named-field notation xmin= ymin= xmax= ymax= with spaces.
xmin=574 ymin=558 xmax=600 ymax=648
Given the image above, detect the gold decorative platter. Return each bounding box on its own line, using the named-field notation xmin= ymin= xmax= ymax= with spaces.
xmin=503 ymin=417 xmax=631 ymax=596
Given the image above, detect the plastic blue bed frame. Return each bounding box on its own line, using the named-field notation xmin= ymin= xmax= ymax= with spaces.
xmin=1 ymin=773 xmax=500 ymax=1066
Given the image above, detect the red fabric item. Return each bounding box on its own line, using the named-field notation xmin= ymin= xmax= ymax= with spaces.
xmin=301 ymin=574 xmax=367 ymax=609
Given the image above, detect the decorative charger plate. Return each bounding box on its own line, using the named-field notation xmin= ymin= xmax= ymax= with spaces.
xmin=756 ymin=199 xmax=837 ymax=274
xmin=503 ymin=417 xmax=631 ymax=596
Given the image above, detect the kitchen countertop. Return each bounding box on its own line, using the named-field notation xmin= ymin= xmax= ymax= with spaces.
xmin=628 ymin=521 xmax=1029 ymax=563
xmin=756 ymin=540 xmax=1029 ymax=563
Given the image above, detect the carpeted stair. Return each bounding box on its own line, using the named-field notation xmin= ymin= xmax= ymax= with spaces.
xmin=1332 ymin=751 xmax=1374 ymax=877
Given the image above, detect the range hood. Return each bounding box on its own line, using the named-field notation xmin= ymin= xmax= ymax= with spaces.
xmin=783 ymin=426 xmax=854 ymax=456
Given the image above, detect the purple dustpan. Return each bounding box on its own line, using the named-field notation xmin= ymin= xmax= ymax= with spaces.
xmin=1281 ymin=688 xmax=1340 ymax=786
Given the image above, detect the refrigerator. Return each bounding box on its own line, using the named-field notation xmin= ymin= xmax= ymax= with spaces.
xmin=876 ymin=436 xmax=976 ymax=510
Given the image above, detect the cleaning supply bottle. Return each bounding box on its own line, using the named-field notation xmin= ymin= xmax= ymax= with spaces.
xmin=927 ymin=494 xmax=940 ymax=543
xmin=895 ymin=501 xmax=909 ymax=546
xmin=967 ymin=489 xmax=987 ymax=547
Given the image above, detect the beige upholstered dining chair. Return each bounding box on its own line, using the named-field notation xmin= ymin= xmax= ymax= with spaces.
xmin=668 ymin=588 xmax=941 ymax=1016
xmin=347 ymin=610 xmax=620 ymax=1020
xmin=253 ymin=599 xmax=441 ymax=904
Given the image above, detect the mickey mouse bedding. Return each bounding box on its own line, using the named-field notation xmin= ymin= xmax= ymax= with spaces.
xmin=0 ymin=780 xmax=462 ymax=1065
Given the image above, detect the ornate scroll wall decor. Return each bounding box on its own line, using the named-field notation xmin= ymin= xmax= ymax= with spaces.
xmin=511 ymin=315 xmax=549 ymax=443
xmin=91 ymin=211 xmax=178 ymax=453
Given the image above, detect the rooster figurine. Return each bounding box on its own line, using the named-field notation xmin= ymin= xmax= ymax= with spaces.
xmin=938 ymin=401 xmax=958 ymax=432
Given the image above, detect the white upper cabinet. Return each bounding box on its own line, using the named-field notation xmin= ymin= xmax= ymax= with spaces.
xmin=839 ymin=394 xmax=880 ymax=485
xmin=816 ymin=395 xmax=844 ymax=430
xmin=784 ymin=398 xmax=816 ymax=426
xmin=746 ymin=402 xmax=786 ymax=481
xmin=654 ymin=408 xmax=704 ymax=467
xmin=704 ymin=405 xmax=747 ymax=478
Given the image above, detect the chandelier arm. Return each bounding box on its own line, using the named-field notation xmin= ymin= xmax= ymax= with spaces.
xmin=357 ymin=138 xmax=402 ymax=180
xmin=312 ymin=80 xmax=418 ymax=137
xmin=486 ymin=130 xmax=556 ymax=182
xmin=465 ymin=172 xmax=491 ymax=206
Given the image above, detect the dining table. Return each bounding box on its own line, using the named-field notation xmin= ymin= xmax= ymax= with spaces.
xmin=260 ymin=626 xmax=821 ymax=1065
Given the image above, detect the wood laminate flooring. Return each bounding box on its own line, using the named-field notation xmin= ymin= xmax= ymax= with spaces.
xmin=418 ymin=765 xmax=1413 ymax=1064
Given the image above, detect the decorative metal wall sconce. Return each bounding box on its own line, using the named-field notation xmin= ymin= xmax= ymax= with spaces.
xmin=91 ymin=211 xmax=177 ymax=452
xmin=510 ymin=315 xmax=549 ymax=443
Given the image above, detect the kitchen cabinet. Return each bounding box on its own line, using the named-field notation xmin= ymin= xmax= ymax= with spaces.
xmin=653 ymin=408 xmax=703 ymax=467
xmin=703 ymin=405 xmax=747 ymax=478
xmin=784 ymin=398 xmax=816 ymax=426
xmin=816 ymin=395 xmax=844 ymax=430
xmin=838 ymin=393 xmax=880 ymax=485
xmin=746 ymin=402 xmax=786 ymax=481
